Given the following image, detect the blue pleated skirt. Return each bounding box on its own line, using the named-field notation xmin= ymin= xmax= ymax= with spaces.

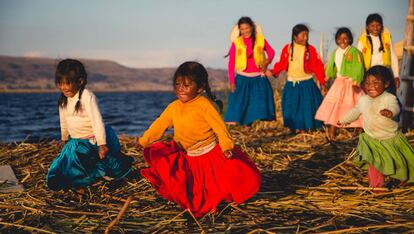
xmin=46 ymin=125 xmax=133 ymax=190
xmin=224 ymin=74 xmax=275 ymax=125
xmin=282 ymin=78 xmax=323 ymax=131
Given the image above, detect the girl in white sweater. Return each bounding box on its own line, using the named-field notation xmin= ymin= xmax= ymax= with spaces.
xmin=339 ymin=65 xmax=414 ymax=188
xmin=46 ymin=59 xmax=133 ymax=191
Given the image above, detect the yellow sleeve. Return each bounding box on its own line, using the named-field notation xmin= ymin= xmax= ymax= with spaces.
xmin=203 ymin=101 xmax=234 ymax=152
xmin=139 ymin=103 xmax=174 ymax=147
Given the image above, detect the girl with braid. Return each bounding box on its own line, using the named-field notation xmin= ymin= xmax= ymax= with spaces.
xmin=272 ymin=24 xmax=326 ymax=133
xmin=357 ymin=13 xmax=400 ymax=89
xmin=138 ymin=61 xmax=261 ymax=217
xmin=46 ymin=59 xmax=133 ymax=191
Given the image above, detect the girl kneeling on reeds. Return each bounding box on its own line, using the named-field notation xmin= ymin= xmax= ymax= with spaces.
xmin=46 ymin=59 xmax=133 ymax=191
xmin=137 ymin=61 xmax=261 ymax=217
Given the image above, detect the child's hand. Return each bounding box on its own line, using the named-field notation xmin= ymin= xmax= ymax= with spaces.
xmin=264 ymin=70 xmax=273 ymax=78
xmin=321 ymin=85 xmax=328 ymax=96
xmin=98 ymin=145 xmax=109 ymax=159
xmin=229 ymin=83 xmax=236 ymax=93
xmin=380 ymin=109 xmax=393 ymax=118
xmin=59 ymin=140 xmax=67 ymax=150
xmin=223 ymin=150 xmax=233 ymax=159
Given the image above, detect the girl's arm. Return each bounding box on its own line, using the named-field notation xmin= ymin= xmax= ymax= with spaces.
xmin=59 ymin=107 xmax=70 ymax=142
xmin=381 ymin=94 xmax=400 ymax=118
xmin=339 ymin=107 xmax=361 ymax=125
xmin=272 ymin=44 xmax=289 ymax=78
xmin=203 ymin=102 xmax=234 ymax=153
xmin=139 ymin=104 xmax=173 ymax=147
xmin=227 ymin=43 xmax=236 ymax=85
xmin=310 ymin=46 xmax=326 ymax=86
xmin=84 ymin=92 xmax=106 ymax=146
xmin=262 ymin=39 xmax=275 ymax=71
xmin=389 ymin=38 xmax=400 ymax=83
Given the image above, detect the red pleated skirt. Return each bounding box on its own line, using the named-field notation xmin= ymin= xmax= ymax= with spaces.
xmin=141 ymin=140 xmax=261 ymax=217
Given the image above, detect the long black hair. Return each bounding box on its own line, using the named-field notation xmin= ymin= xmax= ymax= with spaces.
xmin=238 ymin=16 xmax=256 ymax=59
xmin=173 ymin=61 xmax=223 ymax=112
xmin=365 ymin=13 xmax=384 ymax=54
xmin=291 ymin=24 xmax=309 ymax=61
xmin=55 ymin=59 xmax=87 ymax=113
xmin=362 ymin=65 xmax=396 ymax=96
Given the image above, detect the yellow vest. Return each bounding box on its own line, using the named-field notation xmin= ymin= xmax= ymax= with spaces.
xmin=358 ymin=28 xmax=392 ymax=70
xmin=234 ymin=34 xmax=266 ymax=71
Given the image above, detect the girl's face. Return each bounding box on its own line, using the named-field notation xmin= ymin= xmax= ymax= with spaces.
xmin=363 ymin=75 xmax=389 ymax=98
xmin=366 ymin=21 xmax=382 ymax=36
xmin=336 ymin=33 xmax=350 ymax=49
xmin=239 ymin=23 xmax=253 ymax=38
xmin=57 ymin=78 xmax=81 ymax=98
xmin=294 ymin=31 xmax=308 ymax=46
xmin=174 ymin=76 xmax=203 ymax=103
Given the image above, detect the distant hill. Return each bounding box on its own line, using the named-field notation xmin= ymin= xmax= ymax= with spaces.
xmin=0 ymin=55 xmax=228 ymax=91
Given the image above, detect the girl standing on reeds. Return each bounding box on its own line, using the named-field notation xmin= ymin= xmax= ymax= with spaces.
xmin=272 ymin=24 xmax=325 ymax=133
xmin=46 ymin=59 xmax=133 ymax=191
xmin=224 ymin=16 xmax=276 ymax=125
xmin=138 ymin=61 xmax=261 ymax=217
xmin=339 ymin=66 xmax=414 ymax=188
xmin=315 ymin=27 xmax=365 ymax=141
xmin=357 ymin=13 xmax=399 ymax=89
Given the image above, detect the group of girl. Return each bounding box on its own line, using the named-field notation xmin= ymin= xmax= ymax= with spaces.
xmin=46 ymin=13 xmax=413 ymax=218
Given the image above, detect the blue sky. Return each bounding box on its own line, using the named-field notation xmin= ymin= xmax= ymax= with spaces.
xmin=0 ymin=0 xmax=408 ymax=69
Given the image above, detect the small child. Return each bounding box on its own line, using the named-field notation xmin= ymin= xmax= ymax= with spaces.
xmin=138 ymin=61 xmax=261 ymax=217
xmin=339 ymin=65 xmax=414 ymax=188
xmin=272 ymin=24 xmax=325 ymax=132
xmin=315 ymin=27 xmax=365 ymax=141
xmin=46 ymin=59 xmax=133 ymax=191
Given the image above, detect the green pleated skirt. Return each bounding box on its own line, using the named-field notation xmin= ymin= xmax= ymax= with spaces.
xmin=354 ymin=132 xmax=414 ymax=183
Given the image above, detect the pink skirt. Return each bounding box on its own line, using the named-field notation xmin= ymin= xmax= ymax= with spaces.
xmin=315 ymin=76 xmax=364 ymax=127
xmin=141 ymin=141 xmax=261 ymax=217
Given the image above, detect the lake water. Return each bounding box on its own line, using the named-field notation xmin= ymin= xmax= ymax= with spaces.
xmin=0 ymin=92 xmax=183 ymax=143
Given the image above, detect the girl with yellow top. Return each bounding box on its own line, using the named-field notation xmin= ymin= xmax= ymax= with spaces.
xmin=357 ymin=13 xmax=399 ymax=88
xmin=138 ymin=61 xmax=261 ymax=217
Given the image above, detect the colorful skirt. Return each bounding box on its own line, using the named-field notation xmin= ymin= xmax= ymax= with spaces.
xmin=224 ymin=74 xmax=275 ymax=125
xmin=354 ymin=132 xmax=414 ymax=183
xmin=315 ymin=76 xmax=364 ymax=127
xmin=46 ymin=125 xmax=133 ymax=190
xmin=141 ymin=140 xmax=262 ymax=217
xmin=282 ymin=78 xmax=323 ymax=131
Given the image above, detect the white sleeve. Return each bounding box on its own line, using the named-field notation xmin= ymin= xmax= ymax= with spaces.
xmin=357 ymin=41 xmax=363 ymax=52
xmin=84 ymin=93 xmax=106 ymax=145
xmin=385 ymin=94 xmax=400 ymax=117
xmin=340 ymin=99 xmax=362 ymax=125
xmin=59 ymin=107 xmax=69 ymax=141
xmin=390 ymin=39 xmax=399 ymax=77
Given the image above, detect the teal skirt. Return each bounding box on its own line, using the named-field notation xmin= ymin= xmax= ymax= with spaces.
xmin=46 ymin=125 xmax=133 ymax=190
xmin=354 ymin=132 xmax=414 ymax=183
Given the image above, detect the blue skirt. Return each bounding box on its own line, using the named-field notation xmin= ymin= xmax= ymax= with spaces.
xmin=46 ymin=125 xmax=133 ymax=190
xmin=224 ymin=74 xmax=275 ymax=125
xmin=282 ymin=79 xmax=323 ymax=131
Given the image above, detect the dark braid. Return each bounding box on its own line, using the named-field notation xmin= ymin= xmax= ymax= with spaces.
xmin=291 ymin=24 xmax=309 ymax=61
xmin=365 ymin=13 xmax=384 ymax=54
xmin=205 ymin=83 xmax=223 ymax=113
xmin=378 ymin=32 xmax=385 ymax=52
xmin=74 ymin=86 xmax=85 ymax=113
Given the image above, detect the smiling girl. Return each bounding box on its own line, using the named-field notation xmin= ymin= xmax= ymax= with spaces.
xmin=138 ymin=61 xmax=261 ymax=217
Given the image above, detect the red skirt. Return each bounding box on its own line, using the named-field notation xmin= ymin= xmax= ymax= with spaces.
xmin=141 ymin=141 xmax=261 ymax=217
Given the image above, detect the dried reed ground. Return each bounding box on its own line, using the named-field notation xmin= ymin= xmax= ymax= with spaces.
xmin=1 ymin=87 xmax=414 ymax=234
xmin=1 ymin=121 xmax=413 ymax=233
